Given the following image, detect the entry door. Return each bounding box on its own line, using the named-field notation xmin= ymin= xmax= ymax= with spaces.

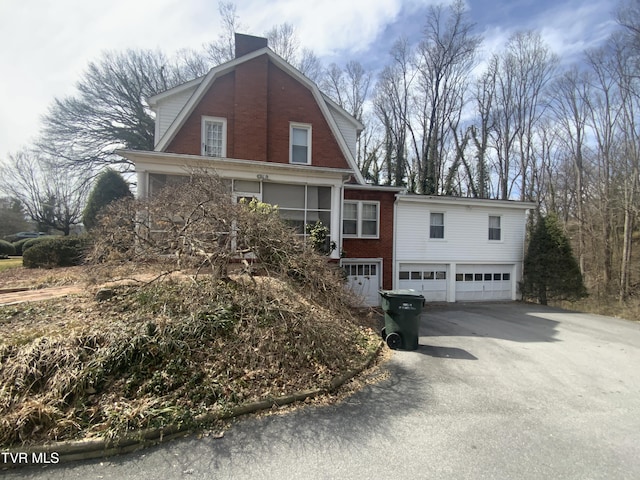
xmin=343 ymin=262 xmax=381 ymax=306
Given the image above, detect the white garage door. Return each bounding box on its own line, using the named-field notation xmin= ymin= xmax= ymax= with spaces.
xmin=455 ymin=265 xmax=513 ymax=301
xmin=398 ymin=264 xmax=448 ymax=302
xmin=343 ymin=262 xmax=381 ymax=306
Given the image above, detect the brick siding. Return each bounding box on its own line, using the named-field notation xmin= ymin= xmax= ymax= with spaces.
xmin=343 ymin=189 xmax=396 ymax=290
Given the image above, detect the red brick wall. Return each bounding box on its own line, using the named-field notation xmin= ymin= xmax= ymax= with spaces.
xmin=234 ymin=56 xmax=268 ymax=160
xmin=267 ymin=64 xmax=349 ymax=169
xmin=343 ymin=189 xmax=396 ymax=290
xmin=166 ymin=72 xmax=236 ymax=156
xmin=165 ymin=54 xmax=350 ymax=170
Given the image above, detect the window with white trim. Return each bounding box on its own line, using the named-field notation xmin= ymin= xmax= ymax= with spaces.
xmin=262 ymin=183 xmax=331 ymax=237
xmin=343 ymin=203 xmax=358 ymax=235
xmin=430 ymin=212 xmax=444 ymax=239
xmin=202 ymin=116 xmax=227 ymax=157
xmin=489 ymin=215 xmax=501 ymax=240
xmin=290 ymin=123 xmax=311 ymax=164
xmin=342 ymin=201 xmax=379 ymax=238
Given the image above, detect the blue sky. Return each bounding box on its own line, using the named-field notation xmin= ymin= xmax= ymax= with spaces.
xmin=0 ymin=0 xmax=618 ymax=160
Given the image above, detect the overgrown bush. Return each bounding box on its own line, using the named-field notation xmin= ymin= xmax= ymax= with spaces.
xmin=0 ymin=274 xmax=378 ymax=446
xmin=0 ymin=240 xmax=16 ymax=256
xmin=22 ymin=237 xmax=89 ymax=269
xmin=89 ymin=172 xmax=354 ymax=308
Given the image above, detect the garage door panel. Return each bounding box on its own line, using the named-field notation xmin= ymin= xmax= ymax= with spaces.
xmin=343 ymin=261 xmax=381 ymax=306
xmin=455 ymin=265 xmax=513 ymax=301
xmin=399 ymin=264 xmax=447 ymax=302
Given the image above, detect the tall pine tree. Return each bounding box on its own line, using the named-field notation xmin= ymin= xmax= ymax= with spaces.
xmin=522 ymin=214 xmax=587 ymax=305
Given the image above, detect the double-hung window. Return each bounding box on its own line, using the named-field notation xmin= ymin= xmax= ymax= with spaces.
xmin=202 ymin=116 xmax=227 ymax=157
xmin=290 ymin=123 xmax=311 ymax=164
xmin=430 ymin=212 xmax=444 ymax=239
xmin=489 ymin=215 xmax=501 ymax=240
xmin=342 ymin=201 xmax=379 ymax=238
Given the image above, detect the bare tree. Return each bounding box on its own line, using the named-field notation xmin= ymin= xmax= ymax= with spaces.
xmin=489 ymin=31 xmax=557 ymax=200
xmin=0 ymin=151 xmax=88 ymax=235
xmin=322 ymin=61 xmax=371 ymax=121
xmin=265 ymin=23 xmax=299 ymax=63
xmin=204 ymin=1 xmax=243 ymax=65
xmin=616 ymin=0 xmax=640 ymax=52
xmin=412 ymin=0 xmax=481 ymax=194
xmin=373 ymin=38 xmax=414 ymax=187
xmin=39 ymin=49 xmax=194 ymax=174
xmin=584 ymin=45 xmax=624 ymax=291
xmin=610 ymin=34 xmax=640 ymax=301
xmin=550 ymin=67 xmax=592 ymax=273
xmin=297 ymin=48 xmax=323 ymax=82
xmin=468 ymin=58 xmax=497 ymax=198
xmin=265 ymin=23 xmax=323 ymax=82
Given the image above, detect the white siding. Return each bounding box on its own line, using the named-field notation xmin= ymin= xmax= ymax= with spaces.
xmin=395 ymin=201 xmax=527 ymax=264
xmin=394 ymin=198 xmax=530 ymax=302
xmin=155 ymin=87 xmax=198 ymax=147
xmin=328 ymin=104 xmax=358 ymax=158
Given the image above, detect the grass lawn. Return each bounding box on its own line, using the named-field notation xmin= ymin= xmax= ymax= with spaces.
xmin=0 ymin=257 xmax=21 ymax=273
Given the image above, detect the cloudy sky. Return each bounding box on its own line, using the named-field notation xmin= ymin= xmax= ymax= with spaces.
xmin=0 ymin=0 xmax=618 ymax=160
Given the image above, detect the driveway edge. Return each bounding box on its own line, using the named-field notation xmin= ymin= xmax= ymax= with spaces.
xmin=1 ymin=341 xmax=384 ymax=468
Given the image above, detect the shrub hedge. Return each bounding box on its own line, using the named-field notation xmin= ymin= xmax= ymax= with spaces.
xmin=21 ymin=236 xmax=57 ymax=252
xmin=12 ymin=238 xmax=33 ymax=256
xmin=0 ymin=240 xmax=16 ymax=256
xmin=22 ymin=237 xmax=89 ymax=269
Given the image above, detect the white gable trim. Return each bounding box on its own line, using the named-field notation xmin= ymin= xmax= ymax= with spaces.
xmin=153 ymin=48 xmax=366 ymax=185
xmin=148 ymin=77 xmax=204 ymax=108
xmin=321 ymin=93 xmax=364 ymax=132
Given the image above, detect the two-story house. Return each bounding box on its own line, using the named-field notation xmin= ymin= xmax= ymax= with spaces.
xmin=120 ymin=33 xmax=533 ymax=306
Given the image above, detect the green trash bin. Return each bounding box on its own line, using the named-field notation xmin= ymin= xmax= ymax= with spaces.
xmin=379 ymin=289 xmax=425 ymax=350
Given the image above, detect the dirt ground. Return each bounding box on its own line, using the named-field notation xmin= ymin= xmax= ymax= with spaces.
xmin=0 ymin=265 xmax=86 ymax=305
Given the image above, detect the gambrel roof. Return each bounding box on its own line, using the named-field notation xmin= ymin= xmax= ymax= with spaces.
xmin=148 ymin=46 xmax=366 ymax=185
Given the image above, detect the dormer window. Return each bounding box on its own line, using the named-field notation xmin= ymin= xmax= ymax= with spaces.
xmin=290 ymin=123 xmax=311 ymax=164
xmin=202 ymin=116 xmax=227 ymax=157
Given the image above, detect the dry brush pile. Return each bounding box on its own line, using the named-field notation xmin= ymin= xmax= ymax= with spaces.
xmin=0 ymin=173 xmax=379 ymax=447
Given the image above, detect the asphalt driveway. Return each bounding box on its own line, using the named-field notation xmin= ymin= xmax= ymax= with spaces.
xmin=6 ymin=303 xmax=640 ymax=479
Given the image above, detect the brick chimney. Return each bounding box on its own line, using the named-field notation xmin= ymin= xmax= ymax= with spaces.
xmin=235 ymin=33 xmax=268 ymax=58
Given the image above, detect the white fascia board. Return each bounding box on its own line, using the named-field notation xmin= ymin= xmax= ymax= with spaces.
xmin=147 ymin=77 xmax=204 ymax=108
xmin=322 ymin=94 xmax=365 ymax=132
xmin=395 ymin=194 xmax=537 ymax=210
xmin=344 ymin=184 xmax=404 ymax=192
xmin=118 ymin=149 xmax=354 ymax=181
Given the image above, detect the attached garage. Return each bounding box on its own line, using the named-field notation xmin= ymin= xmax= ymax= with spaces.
xmin=393 ymin=194 xmax=533 ymax=303
xmin=398 ymin=264 xmax=448 ymax=302
xmin=342 ymin=260 xmax=382 ymax=306
xmin=454 ymin=264 xmax=514 ymax=301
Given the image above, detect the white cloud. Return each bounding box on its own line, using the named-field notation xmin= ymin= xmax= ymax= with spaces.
xmin=0 ymin=0 xmax=619 ymax=160
xmin=536 ymin=1 xmax=617 ymax=61
xmin=238 ymin=0 xmax=407 ymax=56
xmin=0 ymin=0 xmax=215 ymax=158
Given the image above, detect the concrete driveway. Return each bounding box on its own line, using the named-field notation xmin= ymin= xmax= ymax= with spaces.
xmin=6 ymin=303 xmax=640 ymax=479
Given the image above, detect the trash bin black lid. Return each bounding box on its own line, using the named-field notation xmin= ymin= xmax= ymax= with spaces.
xmin=379 ymin=289 xmax=425 ymax=299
